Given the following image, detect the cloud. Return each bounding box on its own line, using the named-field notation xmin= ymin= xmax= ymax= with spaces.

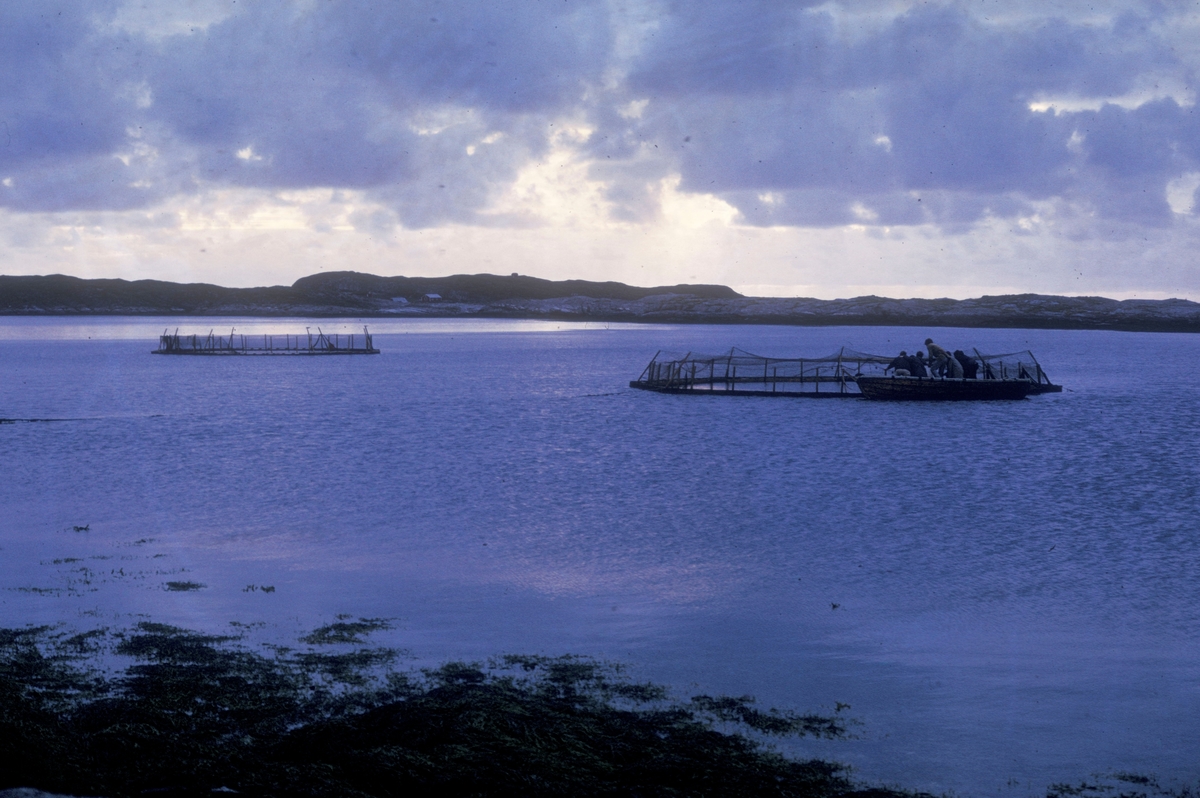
xmin=2 ymin=0 xmax=1200 ymax=243
xmin=601 ymin=2 xmax=1199 ymax=227
xmin=0 ymin=3 xmax=160 ymax=209
xmin=138 ymin=0 xmax=615 ymax=224
xmin=1 ymin=0 xmax=614 ymax=222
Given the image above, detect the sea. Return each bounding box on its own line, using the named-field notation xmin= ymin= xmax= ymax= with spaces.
xmin=0 ymin=316 xmax=1197 ymax=796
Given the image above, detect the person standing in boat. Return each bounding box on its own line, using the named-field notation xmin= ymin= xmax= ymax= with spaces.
xmin=925 ymin=338 xmax=951 ymax=376
xmin=945 ymin=352 xmax=964 ymax=378
xmin=886 ymin=351 xmax=911 ymax=376
xmin=953 ymin=350 xmax=979 ymax=379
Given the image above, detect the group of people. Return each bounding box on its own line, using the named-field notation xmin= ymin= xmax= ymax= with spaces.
xmin=885 ymin=338 xmax=981 ymax=379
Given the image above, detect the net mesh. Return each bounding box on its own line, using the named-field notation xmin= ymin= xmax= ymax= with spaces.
xmin=973 ymin=350 xmax=1049 ymax=382
xmin=154 ymin=327 xmax=376 ymax=354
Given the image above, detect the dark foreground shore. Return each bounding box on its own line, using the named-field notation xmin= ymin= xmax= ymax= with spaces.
xmin=3 ymin=272 xmax=1200 ymax=333
xmin=0 ymin=622 xmax=898 ymax=798
xmin=1 ymin=623 xmax=1190 ymax=798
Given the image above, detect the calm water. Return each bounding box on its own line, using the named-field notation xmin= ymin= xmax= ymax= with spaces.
xmin=1 ymin=317 xmax=1197 ymax=796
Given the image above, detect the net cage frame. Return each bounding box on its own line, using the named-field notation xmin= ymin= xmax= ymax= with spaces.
xmin=971 ymin=349 xmax=1053 ymax=385
xmin=633 ymin=347 xmax=1056 ymax=393
xmin=634 ymin=347 xmax=892 ymax=393
xmin=154 ymin=326 xmax=379 ymax=355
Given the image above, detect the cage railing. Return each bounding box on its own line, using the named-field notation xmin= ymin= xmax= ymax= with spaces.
xmin=154 ymin=326 xmax=378 ymax=355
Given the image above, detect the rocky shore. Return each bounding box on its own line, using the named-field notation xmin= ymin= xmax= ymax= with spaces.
xmin=2 ymin=271 xmax=1198 ymax=332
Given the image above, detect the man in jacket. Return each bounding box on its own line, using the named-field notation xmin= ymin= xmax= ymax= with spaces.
xmin=925 ymin=338 xmax=951 ymax=376
xmin=886 ymin=351 xmax=911 ymax=376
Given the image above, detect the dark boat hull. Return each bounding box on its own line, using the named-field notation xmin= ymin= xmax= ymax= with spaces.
xmin=856 ymin=376 xmax=1032 ymax=401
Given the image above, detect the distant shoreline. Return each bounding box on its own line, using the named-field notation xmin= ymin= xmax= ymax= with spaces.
xmin=3 ymin=271 xmax=1199 ymax=333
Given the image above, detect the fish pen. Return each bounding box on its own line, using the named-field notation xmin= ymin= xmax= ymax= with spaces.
xmin=973 ymin=350 xmax=1062 ymax=393
xmin=153 ymin=326 xmax=379 ymax=355
xmin=630 ymin=347 xmax=1062 ymax=398
xmin=629 ymin=348 xmax=892 ymax=398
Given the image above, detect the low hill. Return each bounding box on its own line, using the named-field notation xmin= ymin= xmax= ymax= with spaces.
xmin=0 ymin=271 xmax=738 ymax=315
xmin=2 ymin=271 xmax=1199 ymax=332
xmin=290 ymin=271 xmax=740 ymax=303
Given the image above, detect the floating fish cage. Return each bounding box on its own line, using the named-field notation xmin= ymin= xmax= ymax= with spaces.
xmin=631 ymin=348 xmax=885 ymax=397
xmin=629 ymin=347 xmax=1060 ymax=398
xmin=972 ymin=350 xmax=1060 ymax=392
xmin=153 ymin=327 xmax=379 ymax=355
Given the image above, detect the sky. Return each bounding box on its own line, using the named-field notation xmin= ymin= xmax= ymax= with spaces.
xmin=3 ymin=1 xmax=1200 ymax=300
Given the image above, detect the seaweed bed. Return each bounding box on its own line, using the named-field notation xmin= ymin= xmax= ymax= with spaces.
xmin=2 ymin=624 xmax=1192 ymax=798
xmin=1 ymin=622 xmax=911 ymax=798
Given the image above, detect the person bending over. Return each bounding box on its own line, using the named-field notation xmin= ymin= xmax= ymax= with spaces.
xmin=886 ymin=351 xmax=911 ymax=376
xmin=908 ymin=351 xmax=929 ymax=377
xmin=925 ymin=338 xmax=951 ymax=376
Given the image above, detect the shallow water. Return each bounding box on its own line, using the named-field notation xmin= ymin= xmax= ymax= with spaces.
xmin=1 ymin=317 xmax=1197 ymax=796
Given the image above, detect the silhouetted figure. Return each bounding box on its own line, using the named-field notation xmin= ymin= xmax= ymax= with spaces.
xmin=908 ymin=351 xmax=929 ymax=377
xmin=953 ymin=350 xmax=978 ymax=379
xmin=886 ymin=351 xmax=911 ymax=376
xmin=946 ymin=354 xmax=964 ymax=378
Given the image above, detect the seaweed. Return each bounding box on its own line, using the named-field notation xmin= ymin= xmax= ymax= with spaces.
xmin=299 ymin=617 xmax=392 ymax=645
xmin=163 ymin=581 xmax=206 ymax=592
xmin=1046 ymin=774 xmax=1197 ymax=798
xmin=0 ymin=622 xmax=930 ymax=798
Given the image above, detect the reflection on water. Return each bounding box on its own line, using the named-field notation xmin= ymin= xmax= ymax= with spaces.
xmin=1 ymin=319 xmax=1198 ymax=795
xmin=0 ymin=315 xmax=648 ymax=341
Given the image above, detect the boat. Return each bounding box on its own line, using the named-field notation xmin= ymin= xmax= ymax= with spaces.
xmin=629 ymin=347 xmax=1061 ymax=399
xmin=855 ymin=376 xmax=1032 ymax=401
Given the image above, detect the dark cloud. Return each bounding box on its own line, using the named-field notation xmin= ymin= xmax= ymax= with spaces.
xmin=0 ymin=0 xmax=612 ymax=221
xmin=143 ymin=0 xmax=613 ymax=220
xmin=0 ymin=2 xmax=163 ymax=209
xmin=1081 ymin=99 xmax=1197 ymax=178
xmin=612 ymin=3 xmax=1198 ymax=226
xmin=1 ymin=0 xmax=1198 ymax=232
xmin=327 ymin=0 xmax=611 ymax=113
xmin=0 ymin=3 xmax=125 ymax=166
xmin=625 ymin=1 xmax=836 ymax=97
